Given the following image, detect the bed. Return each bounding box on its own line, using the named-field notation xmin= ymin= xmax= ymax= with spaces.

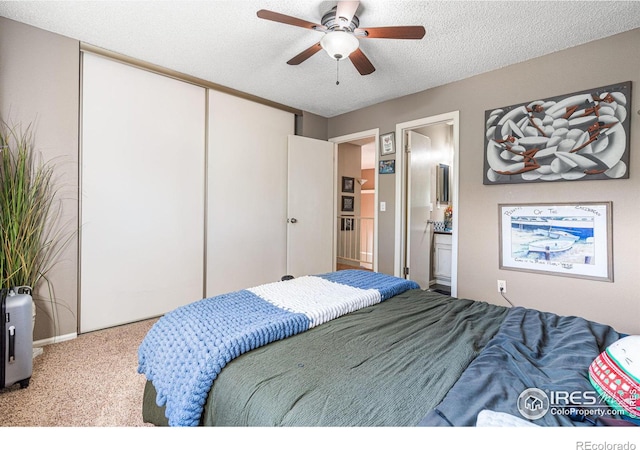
xmin=137 ymin=270 xmax=636 ymax=427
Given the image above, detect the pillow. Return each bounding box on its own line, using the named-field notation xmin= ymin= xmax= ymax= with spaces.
xmin=589 ymin=335 xmax=640 ymax=419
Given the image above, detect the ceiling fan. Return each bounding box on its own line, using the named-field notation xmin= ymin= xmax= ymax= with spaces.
xmin=257 ymin=1 xmax=426 ymax=76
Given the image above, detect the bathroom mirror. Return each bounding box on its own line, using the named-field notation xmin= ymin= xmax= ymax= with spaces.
xmin=437 ymin=163 xmax=450 ymax=204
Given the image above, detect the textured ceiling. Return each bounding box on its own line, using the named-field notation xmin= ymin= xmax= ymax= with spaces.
xmin=1 ymin=1 xmax=640 ymax=118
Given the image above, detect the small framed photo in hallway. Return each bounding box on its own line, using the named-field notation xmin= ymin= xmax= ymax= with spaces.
xmin=341 ymin=196 xmax=354 ymax=212
xmin=342 ymin=176 xmax=354 ymax=193
xmin=341 ymin=217 xmax=354 ymax=231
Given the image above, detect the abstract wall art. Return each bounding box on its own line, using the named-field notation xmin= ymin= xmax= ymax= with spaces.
xmin=484 ymin=82 xmax=631 ymax=185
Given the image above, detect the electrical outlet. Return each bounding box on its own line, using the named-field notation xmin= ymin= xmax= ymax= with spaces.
xmin=497 ymin=280 xmax=507 ymax=293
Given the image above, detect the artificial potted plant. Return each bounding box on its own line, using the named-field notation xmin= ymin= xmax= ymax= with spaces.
xmin=0 ymin=119 xmax=67 ymax=341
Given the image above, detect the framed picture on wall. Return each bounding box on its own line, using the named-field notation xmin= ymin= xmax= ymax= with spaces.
xmin=342 ymin=176 xmax=355 ymax=193
xmin=498 ymin=202 xmax=612 ymax=281
xmin=341 ymin=217 xmax=354 ymax=231
xmin=380 ymin=132 xmax=395 ymax=156
xmin=484 ymin=81 xmax=632 ymax=185
xmin=341 ymin=196 xmax=354 ymax=212
xmin=379 ymin=160 xmax=395 ymax=174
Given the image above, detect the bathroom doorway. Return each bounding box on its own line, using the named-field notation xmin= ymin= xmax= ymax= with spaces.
xmin=395 ymin=112 xmax=459 ymax=296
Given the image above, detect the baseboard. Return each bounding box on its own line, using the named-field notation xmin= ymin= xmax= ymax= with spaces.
xmin=34 ymin=332 xmax=77 ymax=348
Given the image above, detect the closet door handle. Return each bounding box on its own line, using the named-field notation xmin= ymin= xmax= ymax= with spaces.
xmin=289 ymin=218 xmax=298 ymax=224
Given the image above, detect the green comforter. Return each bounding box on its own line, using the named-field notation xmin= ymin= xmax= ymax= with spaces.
xmin=143 ymin=289 xmax=508 ymax=426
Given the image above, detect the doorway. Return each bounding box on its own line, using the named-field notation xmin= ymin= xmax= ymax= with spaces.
xmin=330 ymin=129 xmax=379 ymax=273
xmin=395 ymin=112 xmax=459 ymax=296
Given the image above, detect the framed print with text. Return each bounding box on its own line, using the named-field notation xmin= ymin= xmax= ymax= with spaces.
xmin=499 ymin=202 xmax=612 ymax=281
xmin=380 ymin=132 xmax=395 ymax=156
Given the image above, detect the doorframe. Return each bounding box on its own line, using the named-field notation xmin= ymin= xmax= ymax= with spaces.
xmin=329 ymin=128 xmax=380 ymax=272
xmin=394 ymin=112 xmax=459 ymax=296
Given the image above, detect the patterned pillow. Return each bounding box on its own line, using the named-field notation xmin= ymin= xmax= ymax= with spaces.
xmin=589 ymin=335 xmax=640 ymax=419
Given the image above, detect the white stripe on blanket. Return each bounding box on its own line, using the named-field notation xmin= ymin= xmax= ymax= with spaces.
xmin=248 ymin=276 xmax=381 ymax=327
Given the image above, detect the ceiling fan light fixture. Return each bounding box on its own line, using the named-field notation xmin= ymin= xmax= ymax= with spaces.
xmin=320 ymin=31 xmax=359 ymax=61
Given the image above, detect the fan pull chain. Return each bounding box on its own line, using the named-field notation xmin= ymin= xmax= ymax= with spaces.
xmin=336 ymin=59 xmax=340 ymax=85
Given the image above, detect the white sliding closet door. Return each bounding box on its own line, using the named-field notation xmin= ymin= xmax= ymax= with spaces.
xmin=206 ymin=91 xmax=294 ymax=296
xmin=81 ymin=53 xmax=206 ymax=332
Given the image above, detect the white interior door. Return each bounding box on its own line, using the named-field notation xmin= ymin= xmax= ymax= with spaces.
xmin=406 ymin=131 xmax=432 ymax=289
xmin=287 ymin=135 xmax=335 ymax=277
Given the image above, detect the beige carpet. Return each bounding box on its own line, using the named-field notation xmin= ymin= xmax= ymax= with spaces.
xmin=0 ymin=318 xmax=158 ymax=427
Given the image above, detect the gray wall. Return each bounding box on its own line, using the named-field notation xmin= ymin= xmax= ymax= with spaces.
xmin=329 ymin=28 xmax=640 ymax=335
xmin=0 ymin=17 xmax=79 ymax=341
xmin=298 ymin=111 xmax=328 ymax=140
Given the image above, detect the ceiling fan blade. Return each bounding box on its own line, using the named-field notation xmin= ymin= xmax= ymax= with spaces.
xmin=257 ymin=9 xmax=324 ymax=31
xmin=335 ymin=1 xmax=360 ymax=26
xmin=287 ymin=42 xmax=323 ymax=65
xmin=349 ymin=48 xmax=375 ymax=75
xmin=356 ymin=26 xmax=426 ymax=39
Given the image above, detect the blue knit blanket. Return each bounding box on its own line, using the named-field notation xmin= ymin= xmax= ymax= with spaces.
xmin=137 ymin=270 xmax=419 ymax=426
